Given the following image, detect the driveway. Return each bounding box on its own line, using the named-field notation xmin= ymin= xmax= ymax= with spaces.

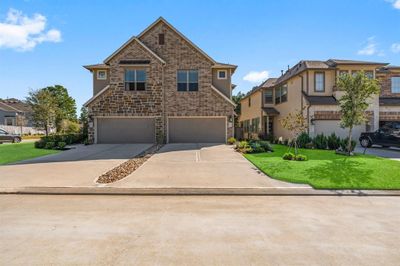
xmin=0 ymin=144 xmax=151 ymax=188
xmin=355 ymin=146 xmax=400 ymax=160
xmin=112 ymin=143 xmax=307 ymax=188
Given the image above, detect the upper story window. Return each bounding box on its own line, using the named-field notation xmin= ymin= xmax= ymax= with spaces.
xmin=365 ymin=71 xmax=374 ymax=79
xmin=248 ymin=97 xmax=251 ymax=107
xmin=392 ymin=77 xmax=400 ymax=93
xmin=97 ymin=70 xmax=107 ymax=80
xmin=339 ymin=70 xmax=348 ymax=76
xmin=125 ymin=69 xmax=146 ymax=91
xmin=275 ymin=84 xmax=288 ymax=104
xmin=217 ymin=70 xmax=227 ymax=79
xmin=264 ymin=89 xmax=273 ymax=104
xmin=158 ymin=33 xmax=165 ymax=45
xmin=177 ymin=70 xmax=198 ymax=91
xmin=315 ymin=72 xmax=325 ymax=92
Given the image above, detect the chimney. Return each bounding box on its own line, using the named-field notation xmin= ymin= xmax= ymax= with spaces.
xmin=287 ymin=65 xmax=290 ymax=71
xmin=281 ymin=70 xmax=284 ymax=76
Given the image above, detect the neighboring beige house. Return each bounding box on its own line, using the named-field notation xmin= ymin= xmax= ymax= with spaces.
xmin=84 ymin=17 xmax=237 ymax=144
xmin=239 ymin=59 xmax=400 ymax=140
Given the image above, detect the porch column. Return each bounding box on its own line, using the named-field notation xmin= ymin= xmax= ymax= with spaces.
xmin=266 ymin=116 xmax=270 ymax=135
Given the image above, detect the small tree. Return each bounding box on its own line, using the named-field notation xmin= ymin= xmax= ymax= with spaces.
xmin=79 ymin=106 xmax=89 ymax=139
xmin=26 ymin=89 xmax=57 ymax=136
xmin=337 ymin=71 xmax=380 ymax=155
xmin=280 ymin=107 xmax=308 ymax=155
xmin=232 ymin=92 xmax=245 ymax=127
xmin=15 ymin=113 xmax=28 ymax=135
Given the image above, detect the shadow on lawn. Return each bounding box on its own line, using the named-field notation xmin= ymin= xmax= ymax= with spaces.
xmin=305 ymin=157 xmax=373 ymax=188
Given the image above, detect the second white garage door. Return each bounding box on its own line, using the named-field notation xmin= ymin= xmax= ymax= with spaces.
xmin=168 ymin=117 xmax=226 ymax=143
xmin=97 ymin=117 xmax=155 ymax=144
xmin=314 ymin=120 xmax=366 ymax=139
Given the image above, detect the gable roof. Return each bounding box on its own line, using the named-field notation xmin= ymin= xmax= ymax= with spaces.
xmin=137 ymin=17 xmax=217 ymax=64
xmin=103 ymin=37 xmax=166 ymax=64
xmin=83 ymin=64 xmax=110 ymax=71
xmin=0 ymin=99 xmax=31 ymax=112
xmin=83 ymin=85 xmax=110 ymax=107
xmin=326 ymin=59 xmax=388 ymax=66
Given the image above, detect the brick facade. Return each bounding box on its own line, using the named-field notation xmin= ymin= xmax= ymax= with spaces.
xmin=376 ymin=70 xmax=400 ymax=98
xmin=380 ymin=111 xmax=400 ymax=121
xmin=314 ymin=111 xmax=374 ymax=121
xmin=86 ymin=19 xmax=234 ymax=143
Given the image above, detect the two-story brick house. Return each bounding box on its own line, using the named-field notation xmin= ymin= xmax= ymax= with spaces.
xmin=240 ymin=59 xmax=400 ymax=140
xmin=84 ymin=17 xmax=236 ymax=144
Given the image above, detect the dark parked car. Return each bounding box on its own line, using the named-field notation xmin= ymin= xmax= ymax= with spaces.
xmin=359 ymin=123 xmax=400 ymax=148
xmin=0 ymin=129 xmax=22 ymax=144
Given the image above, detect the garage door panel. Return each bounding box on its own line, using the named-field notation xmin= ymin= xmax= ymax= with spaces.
xmin=314 ymin=120 xmax=366 ymax=139
xmin=168 ymin=118 xmax=226 ymax=143
xmin=97 ymin=118 xmax=155 ymax=144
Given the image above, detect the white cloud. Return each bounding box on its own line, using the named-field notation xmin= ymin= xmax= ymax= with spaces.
xmin=357 ymin=36 xmax=384 ymax=56
xmin=0 ymin=8 xmax=61 ymax=51
xmin=243 ymin=70 xmax=269 ymax=83
xmin=391 ymin=43 xmax=400 ymax=53
xmin=386 ymin=0 xmax=400 ymax=9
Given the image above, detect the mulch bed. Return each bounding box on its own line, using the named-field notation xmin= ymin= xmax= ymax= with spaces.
xmin=96 ymin=144 xmax=163 ymax=184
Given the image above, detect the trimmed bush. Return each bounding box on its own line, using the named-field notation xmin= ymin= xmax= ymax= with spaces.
xmin=44 ymin=141 xmax=56 ymax=150
xmin=339 ymin=137 xmax=357 ymax=152
xmin=313 ymin=134 xmax=328 ymax=149
xmin=327 ymin=133 xmax=340 ymax=150
xmin=295 ymin=154 xmax=308 ymax=161
xmin=282 ymin=152 xmax=295 ymax=160
xmin=34 ymin=140 xmax=46 ymax=149
xmin=57 ymin=142 xmax=67 ymax=150
xmin=297 ymin=132 xmax=312 ymax=148
xmin=236 ymin=141 xmax=253 ymax=154
xmin=227 ymin=137 xmax=236 ymax=145
xmin=36 ymin=133 xmax=83 ymax=149
xmin=247 ymin=140 xmax=274 ymax=153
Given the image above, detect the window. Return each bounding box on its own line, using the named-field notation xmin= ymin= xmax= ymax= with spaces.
xmin=177 ymin=70 xmax=198 ymax=91
xmin=248 ymin=97 xmax=251 ymax=107
xmin=251 ymin=118 xmax=260 ymax=133
xmin=97 ymin=70 xmax=107 ymax=80
xmin=217 ymin=70 xmax=227 ymax=79
xmin=5 ymin=118 xmax=14 ymax=126
xmin=264 ymin=89 xmax=273 ymax=104
xmin=351 ymin=70 xmax=360 ymax=77
xmin=365 ymin=71 xmax=374 ymax=79
xmin=243 ymin=120 xmax=250 ymax=133
xmin=125 ymin=69 xmax=146 ymax=91
xmin=158 ymin=33 xmax=165 ymax=45
xmin=315 ymin=72 xmax=325 ymax=92
xmin=275 ymin=84 xmax=288 ymax=104
xmin=392 ymin=77 xmax=400 ymax=93
xmin=339 ymin=70 xmax=348 ymax=76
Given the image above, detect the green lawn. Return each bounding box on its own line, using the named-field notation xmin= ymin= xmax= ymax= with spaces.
xmin=0 ymin=142 xmax=60 ymax=165
xmin=244 ymin=144 xmax=400 ymax=190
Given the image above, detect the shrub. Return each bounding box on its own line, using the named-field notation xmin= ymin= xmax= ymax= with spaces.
xmin=57 ymin=142 xmax=67 ymax=150
xmin=34 ymin=140 xmax=45 ymax=149
xmin=36 ymin=133 xmax=83 ymax=149
xmin=297 ymin=132 xmax=312 ymax=148
xmin=249 ymin=142 xmax=264 ymax=153
xmin=236 ymin=141 xmax=253 ymax=154
xmin=305 ymin=142 xmax=314 ymax=149
xmin=295 ymin=154 xmax=308 ymax=161
xmin=327 ymin=133 xmax=340 ymax=150
xmin=313 ymin=134 xmax=328 ymax=149
xmin=258 ymin=133 xmax=274 ymax=142
xmin=227 ymin=137 xmax=236 ymax=145
xmin=283 ymin=139 xmax=289 ymax=146
xmin=282 ymin=152 xmax=295 ymax=160
xmin=339 ymin=137 xmax=357 ymax=152
xmin=44 ymin=141 xmax=55 ymax=150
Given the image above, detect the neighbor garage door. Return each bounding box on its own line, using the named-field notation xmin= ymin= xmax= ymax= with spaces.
xmin=168 ymin=117 xmax=226 ymax=143
xmin=97 ymin=117 xmax=155 ymax=144
xmin=314 ymin=120 xmax=366 ymax=139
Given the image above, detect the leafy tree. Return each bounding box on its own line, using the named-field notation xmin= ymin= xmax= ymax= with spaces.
xmin=43 ymin=85 xmax=77 ymax=132
xmin=232 ymin=91 xmax=245 ymax=127
xmin=337 ymin=71 xmax=380 ymax=155
xmin=26 ymin=89 xmax=57 ymax=136
xmin=280 ymin=107 xmax=308 ymax=156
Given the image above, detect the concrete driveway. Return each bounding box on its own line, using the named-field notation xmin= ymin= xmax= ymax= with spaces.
xmin=355 ymin=146 xmax=400 ymax=160
xmin=112 ymin=143 xmax=307 ymax=188
xmin=0 ymin=144 xmax=151 ymax=188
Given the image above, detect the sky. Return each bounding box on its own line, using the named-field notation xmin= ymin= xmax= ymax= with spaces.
xmin=1 ymin=0 xmax=400 ymax=110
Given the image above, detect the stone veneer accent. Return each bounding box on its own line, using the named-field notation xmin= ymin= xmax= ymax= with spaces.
xmin=376 ymin=70 xmax=400 ymax=98
xmin=379 ymin=111 xmax=400 ymax=121
xmin=87 ymin=20 xmax=234 ymax=143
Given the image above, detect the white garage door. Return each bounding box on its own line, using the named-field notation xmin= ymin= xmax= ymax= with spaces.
xmin=97 ymin=118 xmax=155 ymax=144
xmin=314 ymin=120 xmax=366 ymax=139
xmin=168 ymin=117 xmax=226 ymax=143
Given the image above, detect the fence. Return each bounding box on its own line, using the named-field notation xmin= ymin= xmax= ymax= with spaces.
xmin=0 ymin=125 xmax=47 ymax=135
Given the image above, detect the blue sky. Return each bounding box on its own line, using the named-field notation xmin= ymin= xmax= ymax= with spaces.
xmin=1 ymin=0 xmax=400 ymax=110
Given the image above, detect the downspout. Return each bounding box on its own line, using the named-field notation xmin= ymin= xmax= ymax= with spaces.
xmin=162 ymin=63 xmax=167 ymax=143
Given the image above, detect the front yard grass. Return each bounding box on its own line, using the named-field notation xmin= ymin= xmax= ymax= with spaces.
xmin=0 ymin=142 xmax=60 ymax=165
xmin=244 ymin=144 xmax=400 ymax=190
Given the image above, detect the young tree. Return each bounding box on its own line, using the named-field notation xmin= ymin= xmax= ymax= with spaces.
xmin=337 ymin=71 xmax=380 ymax=155
xmin=280 ymin=107 xmax=308 ymax=156
xmin=26 ymin=89 xmax=57 ymax=136
xmin=15 ymin=114 xmax=28 ymax=135
xmin=79 ymin=106 xmax=89 ymax=138
xmin=43 ymin=85 xmax=77 ymax=132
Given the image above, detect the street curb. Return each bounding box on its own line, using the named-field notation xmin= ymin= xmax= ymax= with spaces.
xmin=1 ymin=187 xmax=400 ymax=196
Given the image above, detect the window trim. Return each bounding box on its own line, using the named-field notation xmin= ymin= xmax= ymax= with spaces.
xmin=217 ymin=70 xmax=227 ymax=80
xmin=274 ymin=84 xmax=288 ymax=105
xmin=4 ymin=117 xmax=14 ymax=126
xmin=391 ymin=76 xmax=400 ymax=93
xmin=124 ymin=69 xmax=147 ymax=91
xmin=97 ymin=70 xmax=107 ymax=80
xmin=177 ymin=70 xmax=199 ymax=92
xmin=264 ymin=89 xmax=274 ymax=104
xmin=314 ymin=72 xmax=325 ymax=92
